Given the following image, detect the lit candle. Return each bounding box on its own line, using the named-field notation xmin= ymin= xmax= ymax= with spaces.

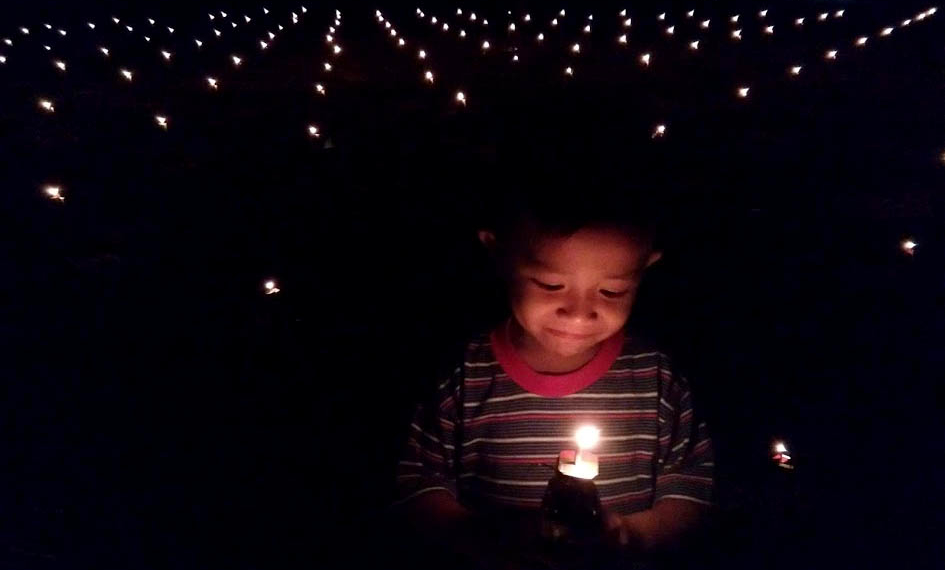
xmin=263 ymin=280 xmax=280 ymax=294
xmin=737 ymin=86 xmax=750 ymax=98
xmin=307 ymin=125 xmax=320 ymax=138
xmin=424 ymin=70 xmax=433 ymax=83
xmin=231 ymin=55 xmax=242 ymax=67
xmin=623 ymin=18 xmax=632 ymax=27
xmin=571 ymin=42 xmax=580 ymax=53
xmin=564 ymin=425 xmax=601 ymax=480
xmin=315 ymin=83 xmax=325 ymax=94
xmin=790 ymin=65 xmax=802 ymax=75
xmin=701 ymin=19 xmax=710 ymax=29
xmin=618 ymin=34 xmax=627 ymax=44
xmin=120 ymin=69 xmax=133 ymax=81
xmin=901 ymin=239 xmax=917 ymax=256
xmin=652 ymin=124 xmax=666 ymax=138
xmin=689 ymin=40 xmax=699 ymax=50
xmin=640 ymin=52 xmax=651 ymax=66
xmin=38 ymin=99 xmax=55 ymax=112
xmin=206 ymin=76 xmax=218 ymax=89
xmin=455 ymin=91 xmax=466 ymax=106
xmin=155 ymin=115 xmax=168 ymax=129
xmin=45 ymin=185 xmax=64 ymax=201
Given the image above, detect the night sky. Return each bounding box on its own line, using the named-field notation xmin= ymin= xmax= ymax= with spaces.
xmin=1 ymin=1 xmax=943 ymax=569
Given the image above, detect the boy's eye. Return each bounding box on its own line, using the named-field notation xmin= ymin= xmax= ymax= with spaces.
xmin=531 ymin=279 xmax=627 ymax=298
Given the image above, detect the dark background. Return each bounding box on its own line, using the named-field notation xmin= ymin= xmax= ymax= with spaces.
xmin=1 ymin=1 xmax=943 ymax=569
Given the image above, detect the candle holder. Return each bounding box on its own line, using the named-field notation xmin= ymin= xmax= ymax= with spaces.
xmin=540 ymin=448 xmax=604 ymax=545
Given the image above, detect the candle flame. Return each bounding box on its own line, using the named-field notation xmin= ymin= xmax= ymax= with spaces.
xmin=575 ymin=425 xmax=600 ymax=450
xmin=45 ymin=185 xmax=64 ymax=201
xmin=264 ymin=280 xmax=280 ymax=294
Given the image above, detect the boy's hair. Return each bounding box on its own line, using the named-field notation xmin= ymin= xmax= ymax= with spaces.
xmin=476 ymin=143 xmax=669 ymax=268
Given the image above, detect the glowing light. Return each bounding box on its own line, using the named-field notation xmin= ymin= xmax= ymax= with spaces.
xmin=195 ymin=39 xmax=203 ymax=47
xmin=112 ymin=17 xmax=119 ymax=24
xmin=88 ymin=22 xmax=96 ymax=29
xmin=880 ymin=27 xmax=894 ymax=36
xmin=665 ymin=25 xmax=675 ymax=35
xmin=455 ymin=91 xmax=466 ymax=105
xmin=619 ymin=9 xmax=627 ymax=17
xmin=126 ymin=25 xmax=133 ymax=32
xmin=575 ymin=426 xmax=600 ymax=450
xmin=689 ymin=40 xmax=699 ymax=50
xmin=424 ymin=70 xmax=433 ymax=83
xmin=161 ymin=50 xmax=172 ymax=60
xmin=701 ymin=19 xmax=710 ymax=29
xmin=759 ymin=9 xmax=768 ymax=18
xmin=0 ymin=56 xmax=5 ymax=64
xmin=260 ymin=41 xmax=268 ymax=50
xmin=430 ymin=16 xmax=437 ymax=24
xmin=206 ymin=76 xmax=218 ymax=89
xmin=269 ymin=32 xmax=276 ymax=40
xmin=3 ymin=39 xmax=11 ymax=46
xmin=512 ymin=54 xmax=519 ymax=62
xmin=658 ymin=12 xmax=666 ymax=21
xmin=231 ymin=55 xmax=242 ymax=66
xmin=264 ymin=280 xmax=280 ymax=294
xmin=537 ymin=33 xmax=544 ymax=41
xmin=796 ymin=18 xmax=805 ymax=26
xmin=559 ymin=9 xmax=566 ymax=16
xmin=39 ymin=99 xmax=55 ymax=112
xmin=640 ymin=52 xmax=651 ymax=65
xmin=652 ymin=124 xmax=666 ymax=138
xmin=155 ymin=115 xmax=168 ymax=129
xmin=765 ymin=25 xmax=774 ymax=34
xmin=835 ymin=10 xmax=845 ymax=18
xmin=45 ymin=185 xmax=64 ymax=201
xmin=731 ymin=15 xmax=740 ymax=23
xmin=167 ymin=27 xmax=174 ymax=34
xmin=418 ymin=49 xmax=426 ymax=59
xmin=825 ymin=49 xmax=837 ymax=60
xmin=856 ymin=36 xmax=868 ymax=46
xmin=737 ymin=86 xmax=750 ymax=98
xmin=144 ymin=36 xmax=151 ymax=43
xmin=688 ymin=10 xmax=695 ymax=18
xmin=902 ymin=240 xmax=917 ymax=255
xmin=332 ymin=44 xmax=341 ymax=54
xmin=901 ymin=19 xmax=912 ymax=27
xmin=551 ymin=18 xmax=558 ymax=26
xmin=571 ymin=43 xmax=580 ymax=53
xmin=214 ymin=29 xmax=222 ymax=37
xmin=323 ymin=62 xmax=332 ymax=71
xmin=120 ymin=69 xmax=133 ymax=81
xmin=58 ymin=29 xmax=66 ymax=37
xmin=564 ymin=66 xmax=573 ymax=75
xmin=459 ymin=30 xmax=465 ymax=38
xmin=774 ymin=442 xmax=788 ymax=454
xmin=307 ymin=125 xmax=320 ymax=137
xmin=442 ymin=23 xmax=449 ymax=31
xmin=481 ymin=40 xmax=490 ymax=50
xmin=524 ymin=14 xmax=531 ymax=22
xmin=732 ymin=29 xmax=742 ymax=39
xmin=43 ymin=45 xmax=51 ymax=51
xmin=618 ymin=34 xmax=627 ymax=44
xmin=244 ymin=15 xmax=251 ymax=23
xmin=623 ymin=18 xmax=632 ymax=27
xmin=398 ymin=38 xmax=405 ymax=46
xmin=583 ymin=24 xmax=591 ymax=33
xmin=819 ymin=12 xmax=829 ymax=21
xmin=20 ymin=27 xmax=29 ymax=35
xmin=53 ymin=60 xmax=66 ymax=71
xmin=470 ymin=12 xmax=477 ymax=21
xmin=790 ymin=65 xmax=803 ymax=75
xmin=99 ymin=47 xmax=110 ymax=56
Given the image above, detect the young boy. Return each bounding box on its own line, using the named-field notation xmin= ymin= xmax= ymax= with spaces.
xmin=388 ymin=185 xmax=714 ymax=569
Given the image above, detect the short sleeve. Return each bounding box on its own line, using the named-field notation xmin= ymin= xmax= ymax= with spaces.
xmin=391 ymin=365 xmax=464 ymax=508
xmin=653 ymin=364 xmax=715 ymax=506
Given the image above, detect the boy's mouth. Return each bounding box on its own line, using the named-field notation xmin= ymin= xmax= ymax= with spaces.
xmin=546 ymin=328 xmax=594 ymax=340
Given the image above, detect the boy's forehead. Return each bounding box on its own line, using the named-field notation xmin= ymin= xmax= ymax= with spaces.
xmin=521 ymin=231 xmax=650 ymax=276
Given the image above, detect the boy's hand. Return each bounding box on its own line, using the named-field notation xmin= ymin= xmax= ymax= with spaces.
xmin=603 ymin=512 xmax=646 ymax=553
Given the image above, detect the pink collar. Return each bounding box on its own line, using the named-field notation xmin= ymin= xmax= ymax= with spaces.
xmin=489 ymin=319 xmax=625 ymax=397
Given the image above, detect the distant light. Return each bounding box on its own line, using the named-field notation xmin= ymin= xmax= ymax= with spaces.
xmin=701 ymin=19 xmax=710 ymax=29
xmin=161 ymin=50 xmax=172 ymax=60
xmin=652 ymin=124 xmax=666 ymax=138
xmin=765 ymin=25 xmax=774 ymax=34
xmin=481 ymin=40 xmax=490 ymax=50
xmin=231 ymin=55 xmax=242 ymax=66
xmin=424 ymin=70 xmax=434 ymax=83
xmin=856 ymin=36 xmax=868 ymax=46
xmin=45 ymin=185 xmax=64 ymax=201
xmin=902 ymin=240 xmax=917 ymax=256
xmin=53 ymin=60 xmax=66 ymax=71
xmin=39 ymin=99 xmax=55 ymax=112
xmin=206 ymin=76 xmax=218 ymax=89
xmin=731 ymin=15 xmax=740 ymax=23
xmin=99 ymin=46 xmax=110 ymax=56
xmin=658 ymin=12 xmax=666 ymax=21
xmin=583 ymin=24 xmax=591 ymax=33
xmin=689 ymin=40 xmax=699 ymax=50
xmin=564 ymin=66 xmax=573 ymax=75
xmin=737 ymin=86 xmax=750 ymax=98
xmin=618 ymin=34 xmax=627 ymax=44
xmin=825 ymin=49 xmax=838 ymax=60
xmin=120 ymin=69 xmax=133 ymax=81
xmin=790 ymin=65 xmax=803 ymax=75
xmin=732 ymin=29 xmax=743 ymax=39
xmin=880 ymin=27 xmax=894 ymax=36
xmin=155 ymin=115 xmax=168 ymax=129
xmin=264 ymin=280 xmax=280 ymax=294
xmin=774 ymin=442 xmax=787 ymax=454
xmin=315 ymin=83 xmax=325 ymax=94
xmin=455 ymin=91 xmax=466 ymax=105
xmin=623 ymin=18 xmax=632 ymax=27
xmin=307 ymin=125 xmax=319 ymax=137
xmin=759 ymin=9 xmax=768 ymax=18
xmin=795 ymin=17 xmax=805 ymax=26
xmin=418 ymin=49 xmax=426 ymax=59
xmin=323 ymin=62 xmax=332 ymax=71
xmin=537 ymin=33 xmax=544 ymax=41
xmin=640 ymin=52 xmax=651 ymax=65
xmin=665 ymin=25 xmax=675 ymax=35
xmin=571 ymin=43 xmax=580 ymax=53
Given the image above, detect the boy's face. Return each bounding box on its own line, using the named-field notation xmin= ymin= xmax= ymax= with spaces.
xmin=483 ymin=225 xmax=661 ymax=362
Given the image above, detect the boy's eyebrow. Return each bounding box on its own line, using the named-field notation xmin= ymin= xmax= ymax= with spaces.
xmin=526 ymin=256 xmax=634 ymax=280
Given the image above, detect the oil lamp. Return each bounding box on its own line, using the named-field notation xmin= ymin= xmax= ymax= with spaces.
xmin=540 ymin=425 xmax=604 ymax=544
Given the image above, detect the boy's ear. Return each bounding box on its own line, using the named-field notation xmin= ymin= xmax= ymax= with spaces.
xmin=645 ymin=250 xmax=663 ymax=268
xmin=477 ymin=229 xmax=497 ymax=251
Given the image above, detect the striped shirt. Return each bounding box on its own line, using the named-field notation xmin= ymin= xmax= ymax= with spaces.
xmin=393 ymin=322 xmax=714 ymax=516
